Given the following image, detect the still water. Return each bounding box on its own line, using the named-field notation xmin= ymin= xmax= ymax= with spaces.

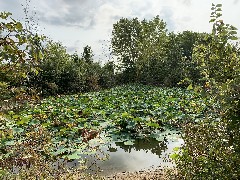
xmin=72 ymin=129 xmax=184 ymax=176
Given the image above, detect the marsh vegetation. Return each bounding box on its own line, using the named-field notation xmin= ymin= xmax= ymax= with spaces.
xmin=0 ymin=3 xmax=239 ymax=179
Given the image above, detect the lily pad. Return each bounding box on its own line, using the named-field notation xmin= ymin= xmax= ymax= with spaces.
xmin=123 ymin=140 xmax=134 ymax=146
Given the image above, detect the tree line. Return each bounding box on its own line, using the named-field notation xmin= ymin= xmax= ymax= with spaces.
xmin=0 ymin=11 xmax=217 ymax=100
xmin=0 ymin=12 xmax=115 ymax=102
xmin=0 ymin=11 xmax=210 ymax=102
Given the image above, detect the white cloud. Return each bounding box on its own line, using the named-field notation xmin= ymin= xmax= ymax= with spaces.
xmin=0 ymin=0 xmax=239 ymax=63
xmin=94 ymin=4 xmax=122 ymax=28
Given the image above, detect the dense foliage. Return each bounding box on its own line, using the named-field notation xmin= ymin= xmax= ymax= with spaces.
xmin=27 ymin=41 xmax=116 ymax=96
xmin=1 ymin=2 xmax=239 ymax=179
xmin=111 ymin=17 xmax=202 ymax=86
xmin=0 ymin=85 xmax=213 ymax=174
xmin=173 ymin=4 xmax=240 ymax=179
xmin=0 ymin=12 xmax=115 ymax=104
xmin=0 ymin=12 xmax=45 ymax=103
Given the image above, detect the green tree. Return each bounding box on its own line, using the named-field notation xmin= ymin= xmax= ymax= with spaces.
xmin=99 ymin=61 xmax=116 ymax=88
xmin=177 ymin=31 xmax=202 ymax=85
xmin=136 ymin=16 xmax=168 ymax=84
xmin=82 ymin=45 xmax=93 ymax=64
xmin=111 ymin=17 xmax=142 ymax=82
xmin=34 ymin=42 xmax=110 ymax=95
xmin=111 ymin=16 xmax=168 ymax=83
xmin=159 ymin=32 xmax=183 ymax=86
xmin=34 ymin=41 xmax=70 ymax=94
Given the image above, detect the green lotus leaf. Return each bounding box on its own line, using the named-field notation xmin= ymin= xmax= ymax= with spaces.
xmin=5 ymin=140 xmax=15 ymax=146
xmin=123 ymin=140 xmax=134 ymax=146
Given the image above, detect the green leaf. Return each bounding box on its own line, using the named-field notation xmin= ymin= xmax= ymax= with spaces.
xmin=230 ymin=26 xmax=238 ymax=30
xmin=66 ymin=151 xmax=80 ymax=160
xmin=216 ymin=4 xmax=222 ymax=7
xmin=121 ymin=112 xmax=129 ymax=118
xmin=5 ymin=140 xmax=15 ymax=146
xmin=8 ymin=111 xmax=15 ymax=115
xmin=13 ymin=128 xmax=24 ymax=133
xmin=0 ymin=12 xmax=12 ymax=19
xmin=146 ymin=122 xmax=160 ymax=128
xmin=29 ymin=119 xmax=39 ymax=125
xmin=12 ymin=115 xmax=19 ymax=119
xmin=124 ymin=140 xmax=134 ymax=146
xmin=15 ymin=22 xmax=23 ymax=30
xmin=38 ymin=51 xmax=43 ymax=60
xmin=21 ymin=72 xmax=27 ymax=79
xmin=229 ymin=31 xmax=237 ymax=35
xmin=173 ymin=147 xmax=180 ymax=151
xmin=209 ymin=19 xmax=216 ymax=23
xmin=230 ymin=36 xmax=238 ymax=40
xmin=42 ymin=122 xmax=51 ymax=127
xmin=16 ymin=115 xmax=31 ymax=125
xmin=170 ymin=153 xmax=179 ymax=160
xmin=133 ymin=117 xmax=142 ymax=122
xmin=187 ymin=84 xmax=193 ymax=90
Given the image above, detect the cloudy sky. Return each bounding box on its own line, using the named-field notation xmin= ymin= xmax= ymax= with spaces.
xmin=0 ymin=0 xmax=239 ymax=62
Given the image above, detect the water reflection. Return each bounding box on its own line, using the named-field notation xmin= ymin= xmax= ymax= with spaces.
xmin=85 ymin=129 xmax=184 ymax=176
xmin=114 ymin=137 xmax=167 ymax=157
xmin=10 ymin=129 xmax=183 ymax=177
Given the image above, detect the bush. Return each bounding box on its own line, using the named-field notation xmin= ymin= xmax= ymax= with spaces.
xmin=174 ymin=4 xmax=240 ymax=179
xmin=31 ymin=41 xmax=116 ymax=95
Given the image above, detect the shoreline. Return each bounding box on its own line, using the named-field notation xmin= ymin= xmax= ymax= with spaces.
xmin=102 ymin=167 xmax=177 ymax=180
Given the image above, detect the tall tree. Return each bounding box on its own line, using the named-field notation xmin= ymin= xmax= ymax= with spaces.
xmin=82 ymin=45 xmax=94 ymax=64
xmin=111 ymin=16 xmax=168 ymax=83
xmin=111 ymin=18 xmax=141 ymax=82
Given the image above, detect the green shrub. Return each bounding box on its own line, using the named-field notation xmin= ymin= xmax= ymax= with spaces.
xmin=174 ymin=4 xmax=240 ymax=179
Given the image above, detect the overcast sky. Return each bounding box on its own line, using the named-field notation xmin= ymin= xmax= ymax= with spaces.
xmin=0 ymin=0 xmax=239 ymax=62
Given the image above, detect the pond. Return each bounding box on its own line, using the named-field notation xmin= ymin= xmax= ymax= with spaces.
xmin=68 ymin=128 xmax=183 ymax=176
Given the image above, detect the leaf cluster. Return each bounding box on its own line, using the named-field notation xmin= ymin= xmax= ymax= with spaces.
xmin=174 ymin=4 xmax=240 ymax=179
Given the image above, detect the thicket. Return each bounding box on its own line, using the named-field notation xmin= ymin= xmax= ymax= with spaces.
xmin=172 ymin=4 xmax=240 ymax=179
xmin=30 ymin=42 xmax=115 ymax=96
xmin=0 ymin=11 xmax=44 ymax=102
xmin=0 ymin=12 xmax=115 ymax=107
